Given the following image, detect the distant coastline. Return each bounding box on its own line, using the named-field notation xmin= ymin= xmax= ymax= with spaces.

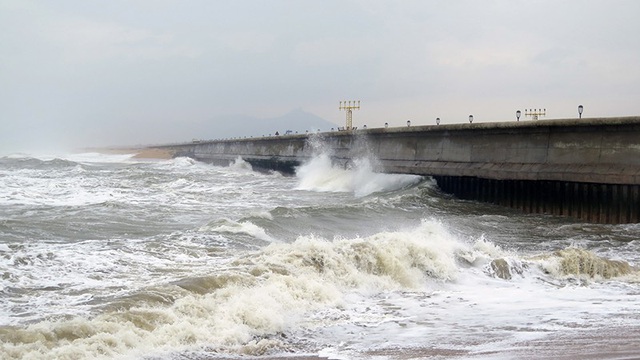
xmin=82 ymin=146 xmax=174 ymax=160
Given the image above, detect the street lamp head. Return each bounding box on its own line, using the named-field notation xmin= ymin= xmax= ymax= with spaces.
xmin=407 ymin=120 xmax=411 ymax=127
xmin=516 ymin=110 xmax=521 ymax=121
xmin=385 ymin=122 xmax=388 ymax=128
xmin=436 ymin=117 xmax=440 ymax=125
xmin=469 ymin=114 xmax=474 ymax=123
xmin=578 ymin=105 xmax=584 ymax=118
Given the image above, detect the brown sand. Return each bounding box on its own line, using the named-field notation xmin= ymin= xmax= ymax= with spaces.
xmin=131 ymin=147 xmax=175 ymax=160
xmin=82 ymin=146 xmax=175 ymax=160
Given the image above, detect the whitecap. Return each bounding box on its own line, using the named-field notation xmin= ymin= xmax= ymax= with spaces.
xmin=200 ymin=219 xmax=275 ymax=242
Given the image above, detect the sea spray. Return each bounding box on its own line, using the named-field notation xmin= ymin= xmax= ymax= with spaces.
xmin=295 ymin=141 xmax=422 ymax=196
xmin=230 ymin=156 xmax=253 ymax=172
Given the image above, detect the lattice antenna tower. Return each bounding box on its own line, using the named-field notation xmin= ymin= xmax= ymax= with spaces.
xmin=339 ymin=100 xmax=360 ymax=130
xmin=525 ymin=108 xmax=546 ymax=120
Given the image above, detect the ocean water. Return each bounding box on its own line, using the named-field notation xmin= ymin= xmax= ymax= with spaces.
xmin=1 ymin=150 xmax=639 ymax=360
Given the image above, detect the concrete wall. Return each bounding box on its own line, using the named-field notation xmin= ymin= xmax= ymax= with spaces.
xmin=157 ymin=116 xmax=640 ymax=223
xmin=162 ymin=116 xmax=640 ymax=185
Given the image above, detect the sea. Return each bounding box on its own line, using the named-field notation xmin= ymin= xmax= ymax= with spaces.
xmin=1 ymin=149 xmax=639 ymax=360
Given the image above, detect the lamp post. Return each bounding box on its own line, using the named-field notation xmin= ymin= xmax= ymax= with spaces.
xmin=407 ymin=120 xmax=411 ymax=127
xmin=516 ymin=110 xmax=521 ymax=121
xmin=385 ymin=122 xmax=388 ymax=128
xmin=578 ymin=105 xmax=584 ymax=119
xmin=469 ymin=115 xmax=473 ymax=123
xmin=436 ymin=117 xmax=440 ymax=125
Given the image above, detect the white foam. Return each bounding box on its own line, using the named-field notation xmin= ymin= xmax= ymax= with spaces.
xmin=529 ymin=247 xmax=635 ymax=281
xmin=163 ymin=156 xmax=198 ymax=168
xmin=64 ymin=152 xmax=135 ymax=163
xmin=249 ymin=210 xmax=274 ymax=220
xmin=0 ymin=169 xmax=116 ymax=207
xmin=0 ymin=219 xmax=468 ymax=358
xmin=200 ymin=219 xmax=275 ymax=242
xmin=3 ymin=149 xmax=640 ymax=359
xmin=295 ymin=153 xmax=422 ymax=197
xmin=3 ymin=219 xmax=640 ymax=359
xmin=229 ymin=156 xmax=254 ymax=172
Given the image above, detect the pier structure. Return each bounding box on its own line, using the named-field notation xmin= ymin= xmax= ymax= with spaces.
xmin=156 ymin=116 xmax=640 ymax=224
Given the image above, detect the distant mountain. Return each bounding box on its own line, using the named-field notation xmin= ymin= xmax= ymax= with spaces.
xmin=89 ymin=108 xmax=341 ymax=148
xmin=194 ymin=108 xmax=340 ymax=140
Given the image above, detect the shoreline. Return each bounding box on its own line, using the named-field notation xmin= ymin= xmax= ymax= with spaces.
xmin=131 ymin=147 xmax=175 ymax=160
xmin=82 ymin=146 xmax=175 ymax=160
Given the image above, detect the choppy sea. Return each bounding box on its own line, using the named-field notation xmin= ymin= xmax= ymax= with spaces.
xmin=1 ymin=150 xmax=639 ymax=359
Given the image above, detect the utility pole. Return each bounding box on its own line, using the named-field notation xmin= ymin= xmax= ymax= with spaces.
xmin=339 ymin=100 xmax=360 ymax=130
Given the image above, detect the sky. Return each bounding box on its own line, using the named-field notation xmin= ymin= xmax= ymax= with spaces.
xmin=1 ymin=0 xmax=640 ymax=153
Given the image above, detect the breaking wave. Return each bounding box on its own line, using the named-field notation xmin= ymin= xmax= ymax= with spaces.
xmin=0 ymin=219 xmax=484 ymax=359
xmin=200 ymin=218 xmax=275 ymax=243
xmin=534 ymin=247 xmax=635 ymax=280
xmin=295 ymin=153 xmax=422 ymax=197
xmin=487 ymin=247 xmax=638 ymax=282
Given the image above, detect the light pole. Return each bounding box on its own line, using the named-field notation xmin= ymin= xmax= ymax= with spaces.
xmin=469 ymin=115 xmax=473 ymax=123
xmin=385 ymin=122 xmax=388 ymax=128
xmin=407 ymin=120 xmax=411 ymax=127
xmin=516 ymin=110 xmax=521 ymax=121
xmin=436 ymin=117 xmax=440 ymax=125
xmin=578 ymin=105 xmax=584 ymax=119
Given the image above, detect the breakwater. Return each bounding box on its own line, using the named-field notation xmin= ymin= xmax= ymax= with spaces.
xmin=156 ymin=116 xmax=640 ymax=224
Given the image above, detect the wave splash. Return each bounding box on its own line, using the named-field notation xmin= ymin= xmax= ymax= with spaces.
xmin=295 ymin=153 xmax=422 ymax=197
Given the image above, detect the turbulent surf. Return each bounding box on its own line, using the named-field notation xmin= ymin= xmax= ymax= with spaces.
xmin=1 ymin=151 xmax=639 ymax=359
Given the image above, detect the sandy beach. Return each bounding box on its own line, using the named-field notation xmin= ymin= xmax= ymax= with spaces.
xmin=131 ymin=147 xmax=175 ymax=159
xmin=83 ymin=146 xmax=176 ymax=160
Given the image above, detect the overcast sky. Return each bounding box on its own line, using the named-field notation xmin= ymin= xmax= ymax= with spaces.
xmin=1 ymin=0 xmax=639 ymax=153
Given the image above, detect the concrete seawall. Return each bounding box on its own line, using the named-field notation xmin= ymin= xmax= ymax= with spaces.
xmin=157 ymin=116 xmax=640 ymax=224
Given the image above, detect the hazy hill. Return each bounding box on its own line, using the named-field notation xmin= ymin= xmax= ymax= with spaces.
xmin=194 ymin=108 xmax=340 ymax=141
xmin=91 ymin=109 xmax=341 ymax=148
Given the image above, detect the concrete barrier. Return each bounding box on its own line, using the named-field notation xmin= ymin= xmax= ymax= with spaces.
xmin=157 ymin=116 xmax=640 ymax=224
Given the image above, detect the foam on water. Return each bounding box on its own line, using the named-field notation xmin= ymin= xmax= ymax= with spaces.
xmin=0 ymin=220 xmax=476 ymax=358
xmin=531 ymin=247 xmax=636 ymax=280
xmin=2 ymin=216 xmax=640 ymax=359
xmin=200 ymin=219 xmax=276 ymax=243
xmin=64 ymin=152 xmax=136 ymax=164
xmin=295 ymin=153 xmax=422 ymax=197
xmin=3 ymin=149 xmax=640 ymax=359
xmin=0 ymin=167 xmax=116 ymax=207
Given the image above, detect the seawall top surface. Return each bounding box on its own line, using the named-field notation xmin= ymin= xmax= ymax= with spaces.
xmin=336 ymin=116 xmax=640 ymax=136
xmin=158 ymin=116 xmax=640 ymax=146
xmin=152 ymin=115 xmax=640 ymax=185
